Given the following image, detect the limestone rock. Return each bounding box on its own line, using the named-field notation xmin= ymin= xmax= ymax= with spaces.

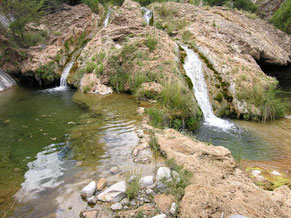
xmin=140 ymin=82 xmax=162 ymax=95
xmin=20 ymin=4 xmax=99 ymax=76
xmin=170 ymin=202 xmax=177 ymax=215
xmin=111 ymin=202 xmax=123 ymax=211
xmin=156 ymin=167 xmax=171 ymax=182
xmin=155 ymin=128 xmax=291 ymax=217
xmin=87 ymin=196 xmax=97 ymax=205
xmin=153 ymin=194 xmax=174 ymax=213
xmin=81 ymin=181 xmax=96 ymax=199
xmin=120 ymin=198 xmax=130 ymax=205
xmin=152 ymin=214 xmax=166 ymax=218
xmin=139 ymin=176 xmax=154 ymax=188
xmin=80 ymin=73 xmax=113 ymax=95
xmin=97 ymin=178 xmax=107 ymax=191
xmin=98 ymin=181 xmax=126 ymax=202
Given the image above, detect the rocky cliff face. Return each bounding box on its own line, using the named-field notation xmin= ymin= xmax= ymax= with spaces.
xmin=255 ymin=0 xmax=286 ymax=20
xmin=5 ymin=4 xmax=99 ymax=86
xmin=152 ymin=2 xmax=290 ymax=118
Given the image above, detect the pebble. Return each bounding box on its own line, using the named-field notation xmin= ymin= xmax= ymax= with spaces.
xmin=97 ymin=178 xmax=107 ymax=191
xmin=109 ymin=166 xmax=119 ymax=174
xmin=146 ymin=188 xmax=154 ymax=195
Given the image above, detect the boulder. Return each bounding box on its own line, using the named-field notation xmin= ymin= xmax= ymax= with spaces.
xmin=139 ymin=176 xmax=154 ymax=188
xmin=81 ymin=181 xmax=96 ymax=199
xmin=98 ymin=181 xmax=126 ymax=202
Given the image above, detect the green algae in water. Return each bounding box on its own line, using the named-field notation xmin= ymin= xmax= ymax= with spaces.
xmin=69 ymin=91 xmax=140 ymax=167
xmin=0 ymin=87 xmax=85 ymax=216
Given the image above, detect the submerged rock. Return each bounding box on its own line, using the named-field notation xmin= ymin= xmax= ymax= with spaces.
xmin=98 ymin=181 xmax=126 ymax=202
xmin=81 ymin=181 xmax=96 ymax=199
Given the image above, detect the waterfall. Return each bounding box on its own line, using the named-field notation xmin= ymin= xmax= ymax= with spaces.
xmin=0 ymin=67 xmax=16 ymax=92
xmin=104 ymin=8 xmax=113 ymax=27
xmin=181 ymin=45 xmax=234 ymax=130
xmin=44 ymin=59 xmax=74 ymax=92
xmin=141 ymin=7 xmax=152 ymax=25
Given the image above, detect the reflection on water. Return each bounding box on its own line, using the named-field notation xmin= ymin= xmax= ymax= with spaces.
xmin=0 ymin=87 xmax=140 ymax=217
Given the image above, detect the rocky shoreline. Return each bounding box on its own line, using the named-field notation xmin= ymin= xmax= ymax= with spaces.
xmin=72 ymin=107 xmax=291 ymax=217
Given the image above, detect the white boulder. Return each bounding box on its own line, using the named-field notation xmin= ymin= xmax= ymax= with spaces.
xmin=156 ymin=167 xmax=171 ymax=182
xmin=139 ymin=176 xmax=154 ymax=188
xmin=98 ymin=181 xmax=126 ymax=202
xmin=80 ymin=181 xmax=96 ymax=198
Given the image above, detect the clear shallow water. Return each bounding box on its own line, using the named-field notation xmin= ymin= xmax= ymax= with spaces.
xmin=195 ymin=80 xmax=291 ymax=173
xmin=0 ymin=87 xmax=140 ymax=217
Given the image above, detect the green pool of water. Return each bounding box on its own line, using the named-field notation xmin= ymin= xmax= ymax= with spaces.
xmin=0 ymin=87 xmax=86 ymax=216
xmin=0 ymin=86 xmax=141 ymax=217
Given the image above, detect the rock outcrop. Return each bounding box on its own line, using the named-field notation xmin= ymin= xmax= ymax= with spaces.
xmin=152 ymin=2 xmax=290 ymax=118
xmin=255 ymin=0 xmax=286 ymax=20
xmin=155 ymin=128 xmax=291 ymax=217
xmin=18 ymin=4 xmax=98 ymax=85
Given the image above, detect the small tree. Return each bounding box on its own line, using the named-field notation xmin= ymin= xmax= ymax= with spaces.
xmin=0 ymin=0 xmax=48 ymax=41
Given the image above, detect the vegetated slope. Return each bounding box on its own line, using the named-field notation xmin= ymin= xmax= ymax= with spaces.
xmin=151 ymin=2 xmax=290 ymax=121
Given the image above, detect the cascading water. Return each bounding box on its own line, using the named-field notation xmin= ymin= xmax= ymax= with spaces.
xmin=0 ymin=67 xmax=16 ymax=92
xmin=181 ymin=45 xmax=234 ymax=130
xmin=141 ymin=7 xmax=152 ymax=25
xmin=104 ymin=8 xmax=113 ymax=27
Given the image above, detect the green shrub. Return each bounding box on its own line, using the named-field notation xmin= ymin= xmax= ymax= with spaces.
xmin=146 ymin=34 xmax=158 ymax=52
xmin=271 ymin=0 xmax=291 ymax=34
xmin=146 ymin=107 xmax=166 ymax=128
xmin=36 ymin=61 xmax=58 ymax=85
xmin=165 ymin=158 xmax=192 ymax=201
xmin=24 ymin=30 xmax=48 ymax=47
xmin=260 ymin=88 xmax=287 ymax=122
xmin=203 ymin=0 xmax=257 ymax=12
xmin=71 ymin=70 xmax=85 ymax=87
xmin=125 ymin=171 xmax=141 ymax=200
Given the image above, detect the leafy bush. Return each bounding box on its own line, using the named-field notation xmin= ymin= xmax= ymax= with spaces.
xmin=271 ymin=0 xmax=291 ymax=34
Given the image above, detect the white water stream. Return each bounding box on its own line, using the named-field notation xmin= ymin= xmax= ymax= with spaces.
xmin=104 ymin=8 xmax=113 ymax=27
xmin=181 ymin=45 xmax=234 ymax=130
xmin=141 ymin=7 xmax=152 ymax=25
xmin=0 ymin=67 xmax=16 ymax=91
